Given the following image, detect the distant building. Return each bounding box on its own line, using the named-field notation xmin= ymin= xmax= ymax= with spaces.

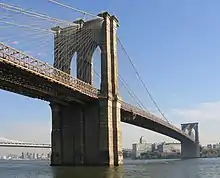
xmin=163 ymin=143 xmax=181 ymax=154
xmin=36 ymin=153 xmax=39 ymax=159
xmin=207 ymin=144 xmax=212 ymax=149
xmin=132 ymin=136 xmax=152 ymax=159
xmin=33 ymin=153 xmax=36 ymax=160
xmin=212 ymin=143 xmax=220 ymax=149
xmin=123 ymin=149 xmax=132 ymax=158
xmin=155 ymin=142 xmax=165 ymax=153
xmin=47 ymin=153 xmax=51 ymax=160
xmin=21 ymin=152 xmax=25 ymax=159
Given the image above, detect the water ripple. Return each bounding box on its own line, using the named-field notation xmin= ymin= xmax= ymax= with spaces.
xmin=1 ymin=158 xmax=220 ymax=178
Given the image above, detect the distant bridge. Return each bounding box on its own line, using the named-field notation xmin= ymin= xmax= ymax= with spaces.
xmin=0 ymin=142 xmax=51 ymax=148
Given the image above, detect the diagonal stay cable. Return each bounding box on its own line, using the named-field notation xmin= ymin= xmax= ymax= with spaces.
xmin=117 ymin=36 xmax=170 ymax=124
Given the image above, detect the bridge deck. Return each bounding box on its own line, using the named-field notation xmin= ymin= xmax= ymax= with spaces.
xmin=0 ymin=43 xmax=98 ymax=102
xmin=121 ymin=102 xmax=194 ymax=142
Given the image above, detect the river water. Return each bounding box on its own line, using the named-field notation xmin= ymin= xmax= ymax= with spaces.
xmin=0 ymin=158 xmax=220 ymax=178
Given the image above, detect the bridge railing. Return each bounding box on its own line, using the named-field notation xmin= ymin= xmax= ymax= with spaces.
xmin=121 ymin=101 xmax=193 ymax=141
xmin=0 ymin=42 xmax=99 ymax=98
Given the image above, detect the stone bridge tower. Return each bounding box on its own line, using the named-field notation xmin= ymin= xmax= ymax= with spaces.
xmin=181 ymin=122 xmax=200 ymax=158
xmin=50 ymin=12 xmax=123 ymax=166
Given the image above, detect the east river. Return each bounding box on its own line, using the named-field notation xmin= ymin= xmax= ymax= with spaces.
xmin=1 ymin=158 xmax=220 ymax=178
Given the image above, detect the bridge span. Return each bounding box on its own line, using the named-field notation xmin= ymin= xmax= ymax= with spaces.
xmin=0 ymin=142 xmax=51 ymax=149
xmin=0 ymin=42 xmax=195 ymax=143
xmin=0 ymin=11 xmax=200 ymax=166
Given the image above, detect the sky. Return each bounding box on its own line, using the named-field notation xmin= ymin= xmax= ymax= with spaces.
xmin=1 ymin=0 xmax=220 ymax=154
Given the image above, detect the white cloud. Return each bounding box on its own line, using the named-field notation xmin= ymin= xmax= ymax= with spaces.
xmin=10 ymin=41 xmax=19 ymax=45
xmin=0 ymin=137 xmax=23 ymax=143
xmin=167 ymin=101 xmax=220 ymax=145
xmin=37 ymin=52 xmax=45 ymax=56
xmin=123 ymin=100 xmax=220 ymax=148
xmin=0 ymin=119 xmax=51 ymax=144
xmin=169 ymin=101 xmax=220 ymax=122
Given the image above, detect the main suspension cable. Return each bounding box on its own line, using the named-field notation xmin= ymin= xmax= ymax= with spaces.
xmin=48 ymin=0 xmax=103 ymax=19
xmin=0 ymin=2 xmax=74 ymax=26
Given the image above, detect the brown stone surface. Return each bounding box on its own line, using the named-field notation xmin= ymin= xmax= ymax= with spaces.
xmin=51 ymin=11 xmax=123 ymax=166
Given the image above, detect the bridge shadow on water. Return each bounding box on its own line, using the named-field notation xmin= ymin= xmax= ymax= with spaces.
xmin=51 ymin=166 xmax=124 ymax=178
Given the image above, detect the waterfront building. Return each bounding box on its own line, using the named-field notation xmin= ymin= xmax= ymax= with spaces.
xmin=132 ymin=137 xmax=153 ymax=159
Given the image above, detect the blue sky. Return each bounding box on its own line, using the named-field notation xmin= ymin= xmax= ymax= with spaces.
xmin=0 ymin=0 xmax=220 ymax=152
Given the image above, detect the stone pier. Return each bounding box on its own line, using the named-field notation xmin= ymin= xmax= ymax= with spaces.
xmin=181 ymin=122 xmax=200 ymax=159
xmin=50 ymin=11 xmax=123 ymax=166
xmin=181 ymin=141 xmax=200 ymax=159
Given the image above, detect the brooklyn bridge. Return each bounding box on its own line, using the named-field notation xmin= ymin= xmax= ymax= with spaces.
xmin=0 ymin=1 xmax=200 ymax=166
